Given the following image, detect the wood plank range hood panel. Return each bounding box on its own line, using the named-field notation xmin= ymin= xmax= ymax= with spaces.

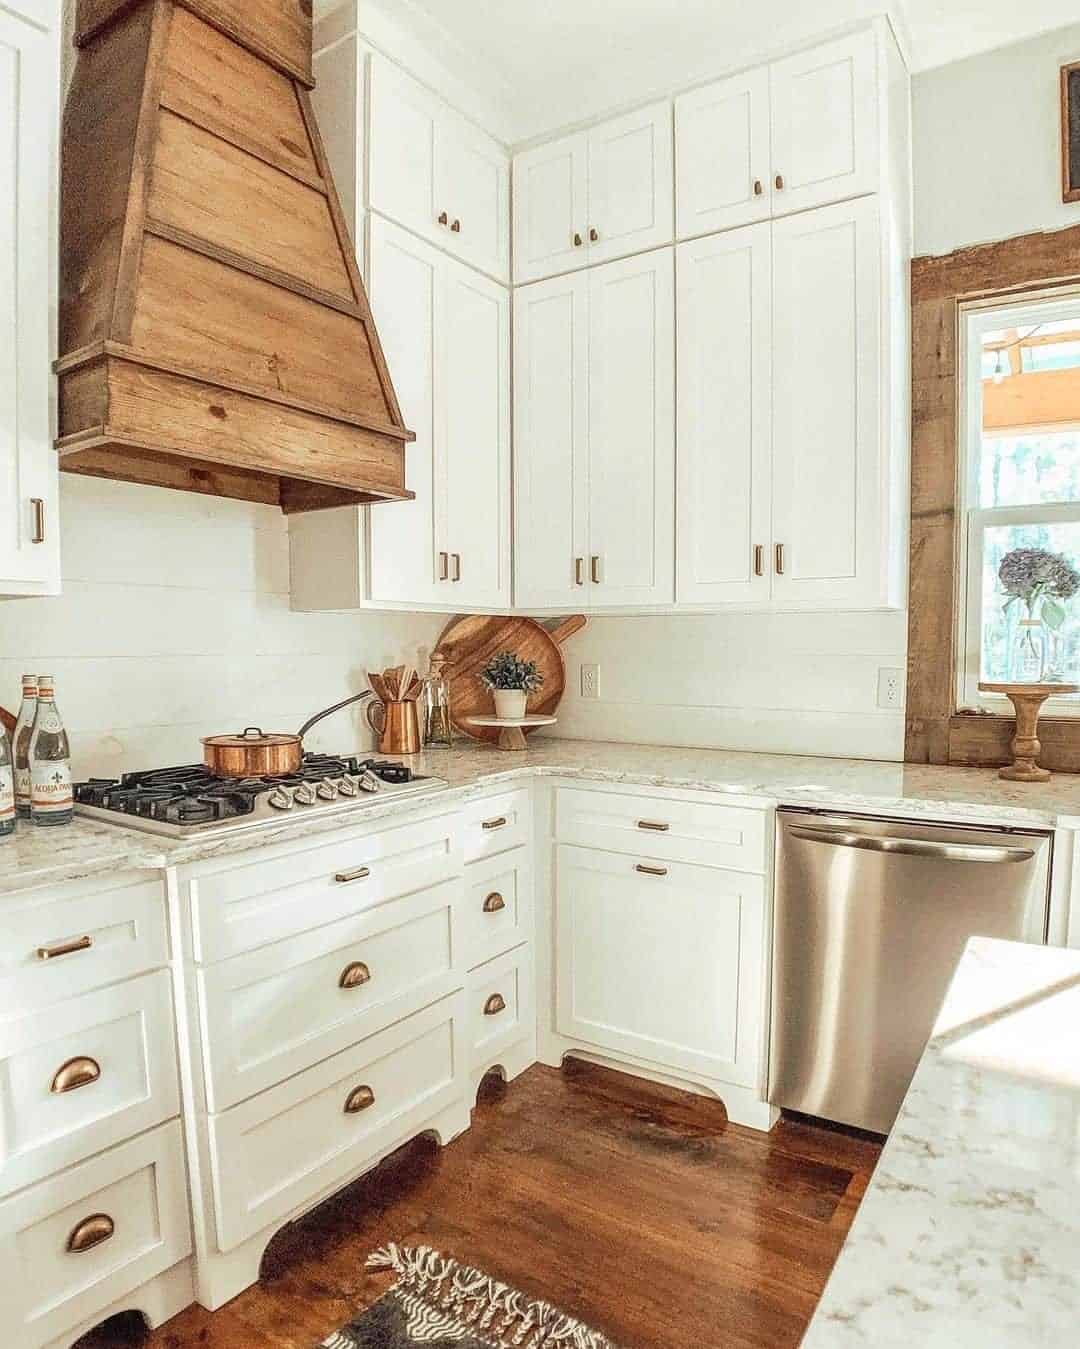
xmin=56 ymin=0 xmax=414 ymax=513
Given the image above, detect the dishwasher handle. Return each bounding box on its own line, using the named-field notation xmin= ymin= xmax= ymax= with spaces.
xmin=786 ymin=824 xmax=1035 ymax=864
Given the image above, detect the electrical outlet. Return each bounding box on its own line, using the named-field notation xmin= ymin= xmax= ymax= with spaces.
xmin=877 ymin=667 xmax=904 ymax=710
xmin=580 ymin=663 xmax=600 ymax=699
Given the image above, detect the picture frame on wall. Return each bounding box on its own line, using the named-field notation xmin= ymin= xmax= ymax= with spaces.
xmin=1064 ymin=60 xmax=1080 ymax=204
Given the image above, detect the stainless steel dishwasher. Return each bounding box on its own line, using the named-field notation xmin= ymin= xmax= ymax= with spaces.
xmin=768 ymin=808 xmax=1052 ymax=1134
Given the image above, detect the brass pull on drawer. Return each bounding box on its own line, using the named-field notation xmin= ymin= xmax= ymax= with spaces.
xmin=483 ymin=891 xmax=506 ymax=913
xmin=334 ymin=866 xmax=371 ymax=884
xmin=590 ymin=555 xmax=601 ymax=585
xmin=67 ymin=1213 xmax=114 ymax=1254
xmin=344 ymin=1084 xmax=375 ymax=1114
xmin=484 ymin=993 xmax=507 ymax=1016
xmin=774 ymin=543 xmax=785 ymax=576
xmin=438 ymin=551 xmax=449 ymax=581
xmin=481 ymin=817 xmax=507 ymax=831
xmin=637 ymin=820 xmax=669 ymax=832
xmin=30 ymin=498 xmax=46 ymax=544
xmin=338 ymin=961 xmax=371 ymax=990
xmin=37 ymin=934 xmax=93 ymax=961
xmin=574 ymin=556 xmax=585 ymax=586
xmin=51 ymin=1055 xmax=102 ymax=1095
xmin=635 ymin=863 xmax=668 ymax=877
xmin=753 ymin=544 xmax=764 ymax=577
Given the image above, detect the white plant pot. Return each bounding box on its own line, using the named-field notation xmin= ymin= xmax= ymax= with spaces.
xmin=493 ymin=689 xmax=527 ymax=719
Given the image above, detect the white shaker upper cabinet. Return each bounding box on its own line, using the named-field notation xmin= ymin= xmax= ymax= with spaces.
xmin=0 ymin=5 xmax=59 ymax=596
xmin=513 ymin=271 xmax=589 ymax=611
xmin=675 ymin=69 xmax=771 ymax=238
xmin=587 ymin=248 xmax=675 ymax=608
xmin=585 ymin=101 xmax=673 ymax=267
xmin=436 ymin=115 xmax=511 ymax=282
xmin=770 ymin=196 xmax=881 ymax=609
xmin=676 ymin=225 xmax=772 ymax=606
xmin=769 ymin=29 xmax=877 ymax=217
xmin=512 ymin=133 xmax=589 ymax=286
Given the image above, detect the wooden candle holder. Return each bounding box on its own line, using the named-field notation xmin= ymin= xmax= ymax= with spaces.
xmin=978 ymin=682 xmax=1080 ymax=781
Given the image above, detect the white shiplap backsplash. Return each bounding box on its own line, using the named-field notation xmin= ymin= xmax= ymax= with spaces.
xmin=0 ymin=477 xmax=444 ymax=779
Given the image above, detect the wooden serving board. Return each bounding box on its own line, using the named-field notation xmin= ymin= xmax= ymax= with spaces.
xmin=435 ymin=614 xmax=585 ymax=745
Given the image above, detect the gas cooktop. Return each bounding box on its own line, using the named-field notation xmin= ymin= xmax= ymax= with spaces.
xmin=73 ymin=754 xmax=448 ymax=838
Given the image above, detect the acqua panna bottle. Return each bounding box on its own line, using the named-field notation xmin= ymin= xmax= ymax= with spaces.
xmin=29 ymin=675 xmax=73 ymax=827
xmin=0 ymin=723 xmax=14 ymax=840
xmin=13 ymin=673 xmax=37 ymax=819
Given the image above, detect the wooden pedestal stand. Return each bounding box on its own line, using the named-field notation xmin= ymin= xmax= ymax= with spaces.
xmin=978 ymin=682 xmax=1080 ymax=781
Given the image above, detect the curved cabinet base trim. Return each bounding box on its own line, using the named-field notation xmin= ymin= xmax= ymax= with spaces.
xmin=43 ymin=1258 xmax=194 ymax=1349
xmin=470 ymin=1035 xmax=536 ymax=1107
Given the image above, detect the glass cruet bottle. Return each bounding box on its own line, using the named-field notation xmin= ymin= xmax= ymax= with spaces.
xmin=421 ymin=653 xmax=454 ymax=748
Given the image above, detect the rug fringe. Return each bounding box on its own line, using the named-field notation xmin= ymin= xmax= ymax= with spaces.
xmin=365 ymin=1244 xmax=624 ymax=1348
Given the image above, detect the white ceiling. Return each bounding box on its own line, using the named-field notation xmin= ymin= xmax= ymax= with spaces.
xmin=329 ymin=0 xmax=1080 ymax=142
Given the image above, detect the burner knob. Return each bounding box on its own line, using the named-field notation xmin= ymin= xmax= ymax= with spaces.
xmin=268 ymin=786 xmax=294 ymax=811
xmin=294 ymin=781 xmax=318 ymax=806
xmin=316 ymin=779 xmax=338 ymax=801
xmin=359 ymin=770 xmax=382 ymax=794
xmin=338 ymin=775 xmax=359 ymax=798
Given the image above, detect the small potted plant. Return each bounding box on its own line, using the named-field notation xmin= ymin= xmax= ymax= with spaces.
xmin=479 ymin=650 xmax=544 ymax=719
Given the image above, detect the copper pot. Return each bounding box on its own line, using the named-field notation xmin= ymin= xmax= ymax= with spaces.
xmin=201 ymin=693 xmax=371 ymax=778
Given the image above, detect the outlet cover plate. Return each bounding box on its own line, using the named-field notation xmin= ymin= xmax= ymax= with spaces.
xmin=581 ymin=663 xmax=599 ymax=699
xmin=877 ymin=667 xmax=903 ymax=709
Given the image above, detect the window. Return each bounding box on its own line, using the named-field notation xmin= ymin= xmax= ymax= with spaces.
xmin=959 ymin=290 xmax=1080 ymax=711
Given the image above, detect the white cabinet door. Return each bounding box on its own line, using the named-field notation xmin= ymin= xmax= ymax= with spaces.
xmin=586 ymin=101 xmax=673 ymax=266
xmin=555 ymin=844 xmax=766 ymax=1087
xmin=512 ymin=272 xmax=589 ymax=610
xmin=587 ymin=248 xmax=675 ymax=607
xmin=512 ymin=131 xmax=589 ymax=285
xmin=771 ymin=197 xmax=881 ymax=609
xmin=769 ymin=29 xmax=878 ymax=217
xmin=366 ymin=218 xmax=441 ymax=606
xmin=675 ymin=68 xmax=771 ymax=238
xmin=441 ymin=258 xmax=511 ymax=609
xmin=0 ymin=7 xmax=59 ymax=596
xmin=677 ymin=225 xmax=772 ymax=606
xmin=438 ymin=116 xmax=510 ymax=282
xmin=369 ymin=58 xmax=441 ymax=244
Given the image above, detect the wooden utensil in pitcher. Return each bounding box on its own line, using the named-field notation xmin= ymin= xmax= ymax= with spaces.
xmin=366 ymin=697 xmax=421 ymax=755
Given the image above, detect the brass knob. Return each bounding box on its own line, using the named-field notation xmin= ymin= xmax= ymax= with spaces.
xmin=774 ymin=174 xmax=784 ymax=191
xmin=344 ymin=1084 xmax=375 ymax=1114
xmin=483 ymin=891 xmax=506 ymax=913
xmin=484 ymin=993 xmax=507 ymax=1016
xmin=573 ymin=232 xmax=583 ymax=247
xmin=451 ymin=218 xmax=461 ymax=233
xmin=339 ymin=961 xmax=371 ymax=990
xmin=437 ymin=210 xmax=449 ymax=225
xmin=753 ymin=178 xmax=763 ymax=196
xmin=67 ymin=1214 xmax=114 ymax=1254
xmin=589 ymin=227 xmax=599 ymax=242
xmin=51 ymin=1055 xmax=101 ymax=1095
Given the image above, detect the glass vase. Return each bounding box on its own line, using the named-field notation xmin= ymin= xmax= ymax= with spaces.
xmin=1009 ymin=618 xmax=1047 ymax=683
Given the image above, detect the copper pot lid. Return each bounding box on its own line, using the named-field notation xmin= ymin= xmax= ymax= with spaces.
xmin=201 ymin=727 xmax=301 ymax=748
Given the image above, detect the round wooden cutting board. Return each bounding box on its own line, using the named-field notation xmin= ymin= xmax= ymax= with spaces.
xmin=435 ymin=614 xmax=585 ymax=745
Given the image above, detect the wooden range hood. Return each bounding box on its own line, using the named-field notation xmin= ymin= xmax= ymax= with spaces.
xmin=56 ymin=0 xmax=414 ymax=513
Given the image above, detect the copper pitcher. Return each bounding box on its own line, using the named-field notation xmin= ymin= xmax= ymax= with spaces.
xmin=365 ymin=698 xmax=421 ymax=755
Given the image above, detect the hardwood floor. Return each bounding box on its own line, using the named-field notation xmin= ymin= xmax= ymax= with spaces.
xmin=77 ymin=1062 xmax=881 ymax=1349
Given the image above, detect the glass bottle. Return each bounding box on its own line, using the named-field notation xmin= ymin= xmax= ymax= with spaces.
xmin=1010 ymin=618 xmax=1047 ymax=683
xmin=0 ymin=724 xmax=14 ymax=840
xmin=13 ymin=673 xmax=37 ymax=819
xmin=29 ymin=675 xmax=73 ymax=827
xmin=421 ymin=653 xmax=454 ymax=748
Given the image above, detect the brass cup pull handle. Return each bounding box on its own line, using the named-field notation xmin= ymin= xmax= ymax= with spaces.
xmin=31 ymin=498 xmax=46 ymax=544
xmin=774 ymin=543 xmax=785 ymax=576
xmin=51 ymin=1056 xmax=102 ymax=1095
xmin=589 ymin=227 xmax=599 ymax=242
xmin=482 ymin=817 xmax=507 ymax=831
xmin=67 ymin=1213 xmax=114 ymax=1254
xmin=344 ymin=1084 xmax=375 ymax=1114
xmin=334 ymin=866 xmax=371 ymax=884
xmin=635 ymin=863 xmax=668 ymax=877
xmin=753 ymin=544 xmax=764 ymax=578
xmin=637 ymin=820 xmax=670 ymax=832
xmin=573 ymin=232 xmax=583 ymax=247
xmin=451 ymin=218 xmax=461 ymax=233
xmin=774 ymin=173 xmax=784 ymax=190
xmin=753 ymin=178 xmax=763 ymax=196
xmin=37 ymin=934 xmax=93 ymax=961
xmin=339 ymin=961 xmax=371 ymax=990
xmin=437 ymin=210 xmax=449 ymax=225
xmin=483 ymin=891 xmax=506 ymax=913
xmin=590 ymin=555 xmax=601 ymax=585
xmin=484 ymin=993 xmax=507 ymax=1016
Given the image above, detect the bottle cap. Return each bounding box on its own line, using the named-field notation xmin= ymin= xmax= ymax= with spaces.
xmin=37 ymin=674 xmax=54 ymax=695
xmin=21 ymin=674 xmax=37 ymax=690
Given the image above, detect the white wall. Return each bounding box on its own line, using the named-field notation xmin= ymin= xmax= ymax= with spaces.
xmin=913 ymin=21 xmax=1080 ymax=257
xmin=0 ymin=477 xmax=443 ymax=780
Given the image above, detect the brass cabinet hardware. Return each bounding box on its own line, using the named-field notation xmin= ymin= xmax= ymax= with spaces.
xmin=637 ymin=820 xmax=670 ymax=832
xmin=483 ymin=891 xmax=506 ymax=913
xmin=589 ymin=227 xmax=599 ymax=242
xmin=338 ymin=961 xmax=371 ymax=990
xmin=437 ymin=210 xmax=448 ymax=225
xmin=344 ymin=1084 xmax=375 ymax=1114
xmin=438 ymin=551 xmax=449 ymax=581
xmin=574 ymin=556 xmax=585 ymax=586
xmin=590 ymin=555 xmax=601 ymax=584
xmin=482 ymin=816 xmax=507 ymax=830
xmin=775 ymin=542 xmax=785 ymax=575
xmin=451 ymin=218 xmax=461 ymax=232
xmin=635 ymin=863 xmax=668 ymax=877
xmin=36 ymin=934 xmax=93 ymax=961
xmin=573 ymin=232 xmax=583 ymax=247
xmin=774 ymin=173 xmax=785 ymax=190
xmin=30 ymin=498 xmax=46 ymax=544
xmin=51 ymin=1056 xmax=101 ymax=1095
xmin=753 ymin=178 xmax=763 ymax=196
xmin=451 ymin=552 xmax=462 ymax=582
xmin=67 ymin=1213 xmax=114 ymax=1254
xmin=753 ymin=544 xmax=764 ymax=577
xmin=484 ymin=993 xmax=507 ymax=1016
xmin=334 ymin=865 xmax=371 ymax=884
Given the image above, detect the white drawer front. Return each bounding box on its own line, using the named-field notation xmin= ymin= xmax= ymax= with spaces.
xmin=555 ymin=787 xmax=767 ymax=872
xmin=0 ymin=1120 xmax=191 ymax=1349
xmin=0 ymin=971 xmax=180 ymax=1197
xmin=186 ymin=810 xmax=461 ymax=962
xmin=0 ymin=875 xmax=168 ymax=1016
xmin=208 ymin=993 xmax=466 ymax=1252
xmin=199 ymin=879 xmax=464 ymax=1111
xmin=467 ymin=944 xmax=533 ymax=1071
xmin=461 ymin=790 xmax=530 ymax=863
xmin=463 ymin=846 xmax=531 ymax=971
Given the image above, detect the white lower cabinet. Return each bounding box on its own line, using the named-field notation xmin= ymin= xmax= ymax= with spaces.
xmin=467 ymin=945 xmax=534 ymax=1093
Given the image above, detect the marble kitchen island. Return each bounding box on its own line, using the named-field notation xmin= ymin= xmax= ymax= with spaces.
xmin=803 ymin=936 xmax=1080 ymax=1346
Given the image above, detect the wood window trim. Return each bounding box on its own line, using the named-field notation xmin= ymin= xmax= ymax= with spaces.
xmin=905 ymin=223 xmax=1080 ymax=772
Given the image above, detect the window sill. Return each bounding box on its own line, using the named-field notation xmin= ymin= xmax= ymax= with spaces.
xmin=948 ymin=711 xmax=1080 ymax=773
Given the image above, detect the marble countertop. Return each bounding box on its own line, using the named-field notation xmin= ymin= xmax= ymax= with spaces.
xmin=6 ymin=737 xmax=1080 ymax=896
xmin=803 ymin=936 xmax=1080 ymax=1347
